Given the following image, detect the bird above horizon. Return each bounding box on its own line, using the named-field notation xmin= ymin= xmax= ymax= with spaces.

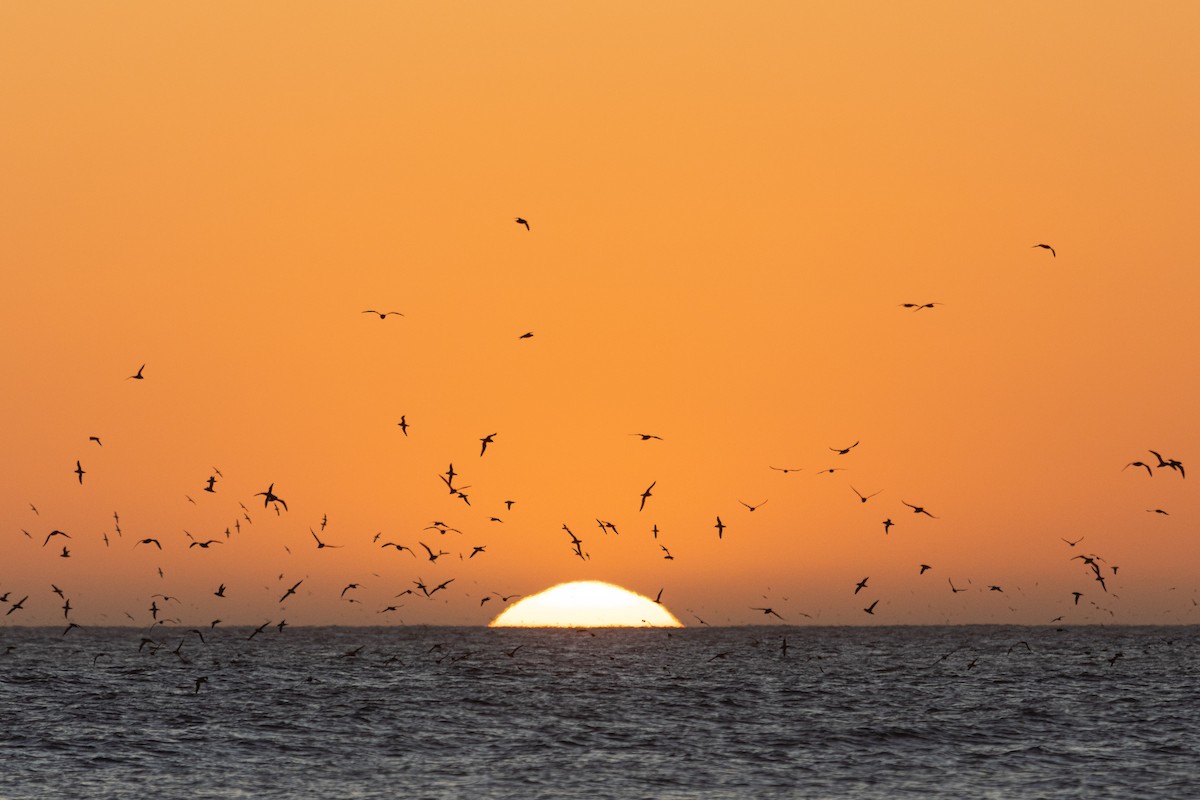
xmin=1032 ymin=243 xmax=1056 ymax=257
xmin=515 ymin=217 xmax=529 ymax=230
xmin=639 ymin=481 xmax=656 ymax=512
xmin=74 ymin=461 xmax=85 ymax=485
xmin=362 ymin=310 xmax=403 ymax=319
xmin=480 ymin=433 xmax=497 ymax=456
xmin=902 ymin=501 xmax=938 ymax=518
xmin=739 ymin=499 xmax=768 ymax=512
xmin=831 ymin=442 xmax=859 ymax=455
xmin=631 ymin=433 xmax=663 ymax=441
xmin=127 ymin=364 xmax=145 ymax=380
xmin=851 ymin=486 xmax=881 ymax=503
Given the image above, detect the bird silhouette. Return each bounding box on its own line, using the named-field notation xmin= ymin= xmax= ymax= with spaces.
xmin=851 ymin=486 xmax=881 ymax=503
xmin=751 ymin=607 xmax=785 ymax=620
xmin=1032 ymin=243 xmax=1056 ymax=257
xmin=127 ymin=364 xmax=145 ymax=380
xmin=480 ymin=433 xmax=497 ymax=457
xmin=863 ymin=600 xmax=879 ymax=615
xmin=279 ymin=580 xmax=303 ymax=603
xmin=739 ymin=499 xmax=768 ymax=512
xmin=639 ymin=481 xmax=656 ymax=512
xmin=74 ymin=461 xmax=85 ymax=484
xmin=902 ymin=501 xmax=938 ymax=518
xmin=715 ymin=516 xmax=726 ymax=539
xmin=363 ymin=310 xmax=403 ymax=319
xmin=515 ymin=217 xmax=530 ymax=230
xmin=831 ymin=442 xmax=859 ymax=455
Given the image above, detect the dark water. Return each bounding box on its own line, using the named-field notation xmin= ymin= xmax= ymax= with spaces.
xmin=1 ymin=625 xmax=1197 ymax=799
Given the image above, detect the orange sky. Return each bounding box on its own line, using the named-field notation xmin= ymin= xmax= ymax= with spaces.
xmin=2 ymin=2 xmax=1198 ymax=627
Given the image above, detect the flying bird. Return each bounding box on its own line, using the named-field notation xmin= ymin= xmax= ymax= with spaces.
xmin=135 ymin=538 xmax=162 ymax=549
xmin=631 ymin=434 xmax=663 ymax=441
xmin=1032 ymin=243 xmax=1056 ymax=257
xmin=1124 ymin=461 xmax=1153 ymax=477
xmin=204 ymin=476 xmax=217 ymax=493
xmin=854 ymin=577 xmax=869 ymax=595
xmin=902 ymin=501 xmax=938 ymax=518
xmin=256 ymin=483 xmax=288 ymax=511
xmin=851 ymin=486 xmax=881 ymax=503
xmin=769 ymin=466 xmax=802 ymax=474
xmin=74 ymin=461 xmax=85 ymax=484
xmin=919 ymin=564 xmax=932 ymax=574
xmin=514 ymin=217 xmax=530 ymax=230
xmin=751 ymin=607 xmax=785 ymax=620
xmin=89 ymin=436 xmax=103 ymax=446
xmin=863 ymin=600 xmax=879 ymax=615
xmin=882 ymin=519 xmax=894 ymax=534
xmin=363 ymin=310 xmax=403 ymax=319
xmin=831 ymin=442 xmax=859 ymax=455
xmin=128 ymin=364 xmax=145 ymax=380
xmin=398 ymin=416 xmax=409 ymax=436
xmin=44 ymin=530 xmax=70 ymax=547
xmin=480 ymin=433 xmax=497 ymax=457
xmin=639 ymin=481 xmax=656 ymax=512
xmin=279 ymin=580 xmax=303 ymax=603
xmin=739 ymin=499 xmax=768 ymax=512
xmin=310 ymin=529 xmax=342 ymax=549
xmin=714 ymin=517 xmax=726 ymax=539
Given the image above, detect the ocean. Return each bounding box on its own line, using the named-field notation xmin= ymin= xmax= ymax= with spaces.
xmin=1 ymin=625 xmax=1196 ymax=799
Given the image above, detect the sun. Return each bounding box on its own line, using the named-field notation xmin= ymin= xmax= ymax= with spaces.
xmin=489 ymin=581 xmax=683 ymax=628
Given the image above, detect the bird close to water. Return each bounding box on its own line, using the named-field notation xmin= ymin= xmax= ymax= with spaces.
xmin=863 ymin=600 xmax=879 ymax=615
xmin=514 ymin=217 xmax=529 ymax=230
xmin=1032 ymin=243 xmax=1056 ymax=257
xmin=362 ymin=310 xmax=403 ymax=319
xmin=751 ymin=607 xmax=785 ymax=620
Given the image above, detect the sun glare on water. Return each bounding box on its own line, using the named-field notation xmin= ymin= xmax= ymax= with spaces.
xmin=489 ymin=581 xmax=683 ymax=628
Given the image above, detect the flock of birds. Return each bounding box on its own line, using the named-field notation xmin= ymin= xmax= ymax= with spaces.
xmin=2 ymin=226 xmax=1193 ymax=684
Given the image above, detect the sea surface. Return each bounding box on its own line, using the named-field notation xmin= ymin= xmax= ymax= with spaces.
xmin=1 ymin=625 xmax=1197 ymax=799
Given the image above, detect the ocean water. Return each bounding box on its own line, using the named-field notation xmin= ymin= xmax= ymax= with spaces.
xmin=1 ymin=625 xmax=1196 ymax=799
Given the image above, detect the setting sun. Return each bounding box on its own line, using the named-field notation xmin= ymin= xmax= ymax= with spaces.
xmin=489 ymin=581 xmax=683 ymax=628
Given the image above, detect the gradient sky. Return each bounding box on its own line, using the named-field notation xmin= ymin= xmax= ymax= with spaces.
xmin=2 ymin=2 xmax=1198 ymax=628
